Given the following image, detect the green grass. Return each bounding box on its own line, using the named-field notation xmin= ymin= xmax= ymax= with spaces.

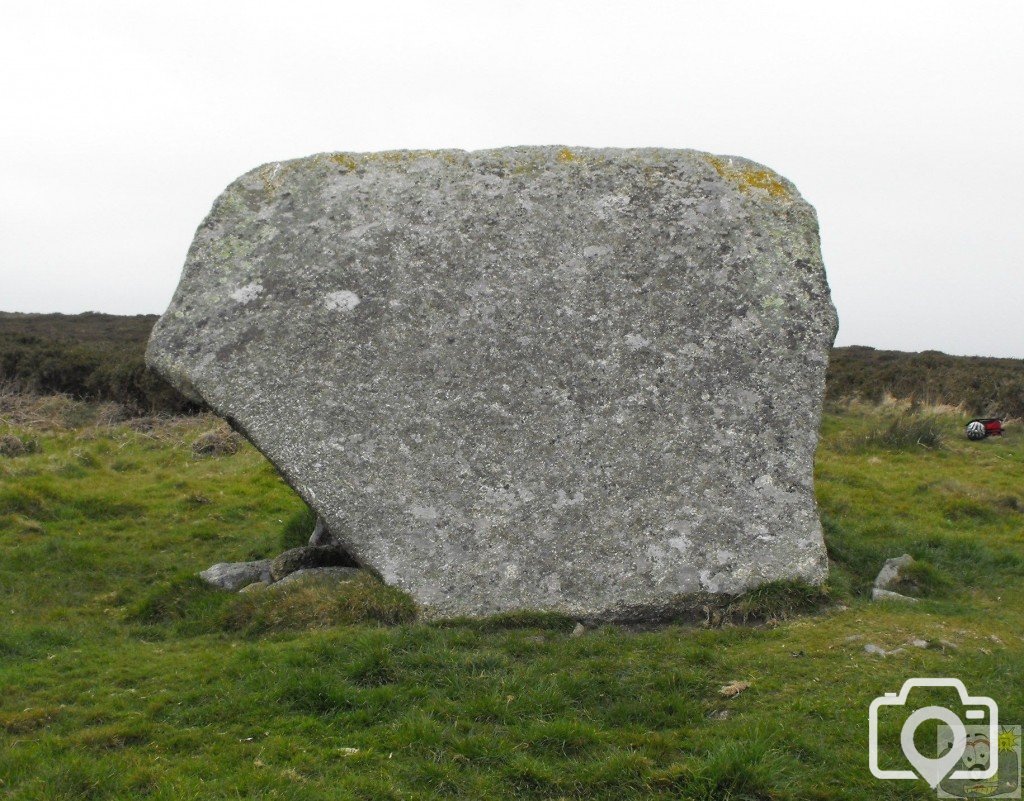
xmin=1 ymin=401 xmax=1023 ymax=798
xmin=279 ymin=504 xmax=316 ymax=551
xmin=835 ymin=410 xmax=947 ymax=451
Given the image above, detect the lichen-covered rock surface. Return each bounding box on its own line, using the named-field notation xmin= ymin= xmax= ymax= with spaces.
xmin=148 ymin=146 xmax=838 ymax=620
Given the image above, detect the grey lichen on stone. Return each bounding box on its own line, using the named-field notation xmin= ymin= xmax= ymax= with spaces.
xmin=871 ymin=588 xmax=919 ymax=603
xmin=199 ymin=559 xmax=273 ymax=591
xmin=149 ymin=146 xmax=838 ymax=621
xmin=873 ymin=554 xmax=915 ymax=591
xmin=269 ymin=545 xmax=357 ymax=582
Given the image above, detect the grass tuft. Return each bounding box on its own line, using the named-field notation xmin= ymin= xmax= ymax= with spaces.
xmin=124 ymin=573 xmax=234 ymax=631
xmin=190 ymin=425 xmax=240 ymax=456
xmin=0 ymin=432 xmax=40 ymax=456
xmin=277 ymin=671 xmax=355 ymax=714
xmin=432 ymin=610 xmax=578 ymax=632
xmin=127 ymin=572 xmax=416 ymax=635
xmin=688 ymin=737 xmax=795 ymax=800
xmin=723 ymin=580 xmax=832 ymax=624
xmin=347 ymin=645 xmax=400 ymax=687
xmin=839 ymin=411 xmax=947 ymax=451
xmin=884 ymin=559 xmax=951 ymax=598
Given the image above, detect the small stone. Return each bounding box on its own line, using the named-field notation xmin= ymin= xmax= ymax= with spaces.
xmin=308 ymin=516 xmax=333 ymax=547
xmin=874 ymin=554 xmax=915 ymax=592
xmin=719 ymin=680 xmax=750 ymax=698
xmin=199 ymin=559 xmax=273 ymax=590
xmin=862 ymin=643 xmax=906 ymax=657
xmin=871 ymin=588 xmax=919 ymax=603
xmin=270 ymin=566 xmax=362 ymax=588
xmin=570 ymin=622 xmax=586 ymax=638
xmin=908 ymin=639 xmax=929 ymax=649
xmin=270 ymin=546 xmax=358 ymax=582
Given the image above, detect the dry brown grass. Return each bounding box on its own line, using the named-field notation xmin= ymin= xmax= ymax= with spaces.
xmin=827 ymin=393 xmax=967 ymax=419
xmin=0 ymin=433 xmax=40 ymax=457
xmin=190 ymin=425 xmax=242 ymax=457
xmin=0 ymin=707 xmax=59 ymax=735
xmin=0 ymin=389 xmax=224 ymax=454
xmin=0 ymin=387 xmax=109 ymax=431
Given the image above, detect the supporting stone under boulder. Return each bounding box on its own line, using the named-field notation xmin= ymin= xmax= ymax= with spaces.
xmin=149 ymin=146 xmax=838 ymax=621
xmin=199 ymin=545 xmax=360 ymax=593
xmin=270 ymin=545 xmax=358 ymax=582
xmin=199 ymin=560 xmax=272 ymax=591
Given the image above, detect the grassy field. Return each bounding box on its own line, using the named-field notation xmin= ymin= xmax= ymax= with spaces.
xmin=1 ymin=396 xmax=1022 ymax=799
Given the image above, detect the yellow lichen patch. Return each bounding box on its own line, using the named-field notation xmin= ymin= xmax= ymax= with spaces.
xmin=552 ymin=148 xmax=609 ymax=168
xmin=707 ymin=156 xmax=789 ymax=199
xmin=511 ymin=161 xmax=540 ymax=176
xmin=329 ymin=154 xmax=358 ymax=171
xmin=361 ymin=150 xmax=449 ymax=164
xmin=329 ymin=150 xmax=465 ymax=171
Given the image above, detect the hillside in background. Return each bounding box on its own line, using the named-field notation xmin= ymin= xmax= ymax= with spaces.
xmin=826 ymin=345 xmax=1024 ymax=417
xmin=0 ymin=312 xmax=195 ymax=415
xmin=1 ymin=311 xmax=1022 ymax=417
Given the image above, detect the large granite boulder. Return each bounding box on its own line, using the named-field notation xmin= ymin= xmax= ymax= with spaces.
xmin=148 ymin=146 xmax=838 ymax=620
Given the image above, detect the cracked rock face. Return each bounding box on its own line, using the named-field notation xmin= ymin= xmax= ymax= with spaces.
xmin=147 ymin=146 xmax=838 ymax=620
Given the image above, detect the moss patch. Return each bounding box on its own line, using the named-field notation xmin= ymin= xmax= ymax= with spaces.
xmin=328 ymin=153 xmax=358 ymax=171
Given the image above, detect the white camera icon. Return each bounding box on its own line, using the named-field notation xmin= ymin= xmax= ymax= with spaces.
xmin=869 ymin=678 xmax=999 ymax=788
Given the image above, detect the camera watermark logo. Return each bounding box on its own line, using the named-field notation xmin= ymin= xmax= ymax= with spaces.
xmin=869 ymin=679 xmax=998 ymax=788
xmin=937 ymin=724 xmax=1021 ymax=798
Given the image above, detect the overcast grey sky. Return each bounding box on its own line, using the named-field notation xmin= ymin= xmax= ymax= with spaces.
xmin=2 ymin=1 xmax=1022 ymax=357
